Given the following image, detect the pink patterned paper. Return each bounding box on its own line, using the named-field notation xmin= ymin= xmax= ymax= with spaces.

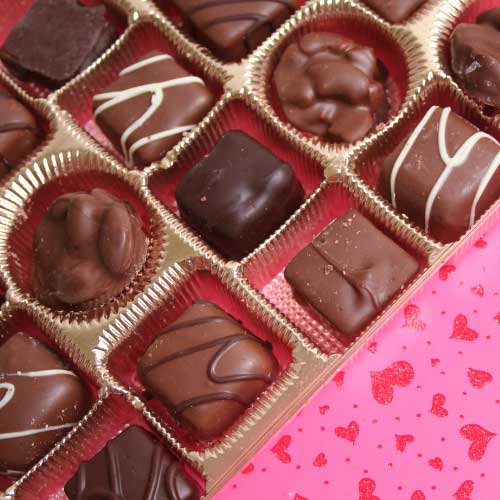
xmin=216 ymin=225 xmax=500 ymax=498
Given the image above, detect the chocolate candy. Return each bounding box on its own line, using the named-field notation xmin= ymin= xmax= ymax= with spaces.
xmin=65 ymin=425 xmax=199 ymax=500
xmin=169 ymin=0 xmax=297 ymax=61
xmin=93 ymin=51 xmax=214 ymax=167
xmin=380 ymin=106 xmax=500 ymax=243
xmin=138 ymin=301 xmax=279 ymax=440
xmin=451 ymin=9 xmax=500 ymax=108
xmin=0 ymin=0 xmax=116 ymax=88
xmin=285 ymin=209 xmax=418 ymax=336
xmin=0 ymin=90 xmax=39 ymax=175
xmin=0 ymin=333 xmax=90 ymax=476
xmin=362 ymin=0 xmax=426 ymax=23
xmin=175 ymin=130 xmax=303 ymax=260
xmin=33 ymin=188 xmax=148 ymax=308
xmin=273 ymin=32 xmax=388 ymax=143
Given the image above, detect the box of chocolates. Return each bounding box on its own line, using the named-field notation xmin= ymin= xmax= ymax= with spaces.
xmin=1 ymin=0 xmax=500 ymax=498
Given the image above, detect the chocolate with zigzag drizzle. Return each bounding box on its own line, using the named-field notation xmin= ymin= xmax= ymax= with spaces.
xmin=0 ymin=90 xmax=39 ymax=176
xmin=168 ymin=0 xmax=298 ymax=61
xmin=138 ymin=301 xmax=280 ymax=440
xmin=65 ymin=425 xmax=200 ymax=500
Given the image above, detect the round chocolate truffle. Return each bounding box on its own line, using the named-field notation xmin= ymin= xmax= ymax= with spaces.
xmin=273 ymin=32 xmax=388 ymax=143
xmin=33 ymin=188 xmax=148 ymax=308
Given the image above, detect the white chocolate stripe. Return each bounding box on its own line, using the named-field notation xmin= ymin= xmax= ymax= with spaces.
xmin=390 ymin=106 xmax=438 ymax=208
xmin=4 ymin=369 xmax=77 ymax=378
xmin=0 ymin=383 xmax=14 ymax=410
xmin=0 ymin=423 xmax=75 ymax=441
xmin=119 ymin=54 xmax=172 ymax=76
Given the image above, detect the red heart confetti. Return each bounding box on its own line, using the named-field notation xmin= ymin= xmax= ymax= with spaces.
xmin=494 ymin=311 xmax=500 ymax=324
xmin=319 ymin=404 xmax=330 ymax=415
xmin=453 ymin=480 xmax=474 ymax=500
xmin=460 ymin=424 xmax=496 ymax=461
xmin=359 ymin=478 xmax=380 ymax=500
xmin=439 ymin=263 xmax=456 ymax=280
xmin=474 ymin=238 xmax=487 ymax=248
xmin=333 ymin=371 xmax=345 ymax=387
xmin=450 ymin=314 xmax=478 ymax=341
xmin=428 ymin=456 xmax=443 ymax=471
xmin=430 ymin=393 xmax=448 ymax=417
xmin=294 ymin=495 xmax=309 ymax=500
xmin=395 ymin=433 xmax=414 ymax=452
xmin=368 ymin=342 xmax=378 ymax=353
xmin=242 ymin=463 xmax=254 ymax=474
xmin=271 ymin=435 xmax=292 ymax=464
xmin=335 ymin=420 xmax=359 ymax=444
xmin=431 ymin=358 xmax=440 ymax=367
xmin=412 ymin=491 xmax=425 ymax=500
xmin=468 ymin=368 xmax=493 ymax=388
xmin=403 ymin=304 xmax=426 ymax=331
xmin=470 ymin=284 xmax=484 ymax=296
xmin=370 ymin=361 xmax=414 ymax=405
xmin=313 ymin=452 xmax=327 ymax=467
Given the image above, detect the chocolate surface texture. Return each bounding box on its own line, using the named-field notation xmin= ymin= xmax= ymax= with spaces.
xmin=33 ymin=188 xmax=148 ymax=308
xmin=138 ymin=301 xmax=280 ymax=440
xmin=65 ymin=425 xmax=199 ymax=500
xmin=451 ymin=8 xmax=500 ymax=108
xmin=362 ymin=0 xmax=426 ymax=23
xmin=0 ymin=0 xmax=116 ymax=87
xmin=169 ymin=0 xmax=298 ymax=61
xmin=175 ymin=130 xmax=304 ymax=260
xmin=93 ymin=51 xmax=214 ymax=167
xmin=0 ymin=333 xmax=90 ymax=476
xmin=0 ymin=90 xmax=39 ymax=175
xmin=273 ymin=32 xmax=388 ymax=143
xmin=285 ymin=209 xmax=418 ymax=336
xmin=380 ymin=106 xmax=500 ymax=243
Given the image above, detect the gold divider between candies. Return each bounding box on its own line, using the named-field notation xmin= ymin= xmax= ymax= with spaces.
xmin=1 ymin=0 xmax=500 ymax=498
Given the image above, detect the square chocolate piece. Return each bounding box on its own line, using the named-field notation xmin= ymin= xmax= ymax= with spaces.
xmin=138 ymin=301 xmax=280 ymax=440
xmin=169 ymin=0 xmax=298 ymax=61
xmin=65 ymin=425 xmax=199 ymax=500
xmin=175 ymin=130 xmax=304 ymax=260
xmin=285 ymin=209 xmax=419 ymax=336
xmin=0 ymin=0 xmax=116 ymax=88
xmin=93 ymin=51 xmax=214 ymax=167
xmin=0 ymin=90 xmax=40 ymax=175
xmin=0 ymin=333 xmax=90 ymax=476
xmin=362 ymin=0 xmax=426 ymax=23
xmin=379 ymin=106 xmax=500 ymax=243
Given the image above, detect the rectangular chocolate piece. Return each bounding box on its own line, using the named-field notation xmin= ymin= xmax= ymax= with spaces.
xmin=169 ymin=0 xmax=298 ymax=61
xmin=138 ymin=301 xmax=279 ymax=440
xmin=65 ymin=425 xmax=200 ymax=500
xmin=175 ymin=130 xmax=304 ymax=260
xmin=380 ymin=106 xmax=500 ymax=243
xmin=0 ymin=0 xmax=116 ymax=88
xmin=93 ymin=51 xmax=214 ymax=167
xmin=362 ymin=0 xmax=426 ymax=23
xmin=285 ymin=209 xmax=419 ymax=336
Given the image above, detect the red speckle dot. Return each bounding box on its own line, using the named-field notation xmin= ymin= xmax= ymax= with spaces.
xmin=353 ymin=404 xmax=358 ymax=409
xmin=441 ymin=310 xmax=446 ymax=315
xmin=496 ymin=400 xmax=500 ymax=404
xmin=261 ymin=468 xmax=267 ymax=472
xmin=397 ymin=486 xmax=403 ymax=491
xmin=416 ymin=413 xmax=422 ymax=418
xmin=388 ymin=462 xmax=393 ymax=467
xmin=427 ymin=340 xmax=432 ymax=345
xmin=441 ymin=437 xmax=446 ymax=442
xmin=324 ymin=480 xmax=329 ymax=485
xmin=431 ymin=486 xmax=437 ymax=490
xmin=345 ymin=458 xmax=351 ymax=462
xmin=432 ymin=290 xmax=437 ymax=295
xmin=377 ymin=444 xmax=383 ymax=449
xmin=232 ymin=484 xmax=237 ymax=489
xmin=459 ymin=414 xmax=465 ymax=419
xmin=418 ymin=453 xmax=423 ymax=458
xmin=363 ymin=469 xmax=369 ymax=474
xmin=395 ymin=416 xmax=400 ymax=422
xmin=298 ymin=428 xmax=303 ymax=432
xmin=296 ymin=465 xmax=301 ymax=470
xmin=487 ymin=335 xmax=491 ymax=340
xmin=463 ymin=391 xmax=468 ymax=396
xmin=372 ymin=419 xmax=378 ymax=424
xmin=480 ymin=473 xmax=485 ymax=478
xmin=440 ymin=371 xmax=446 ymax=375
xmin=417 ymin=385 xmax=422 ymax=390
xmin=454 ymin=466 xmax=459 ymax=471
xmin=320 ymin=426 xmax=325 ymax=431
xmin=458 ymin=351 xmax=463 ymax=355
xmin=402 ymin=345 xmax=407 ymax=350
xmin=475 ymin=238 xmax=487 ymax=248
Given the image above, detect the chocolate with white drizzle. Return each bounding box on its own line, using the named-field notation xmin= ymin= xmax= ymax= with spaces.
xmin=93 ymin=51 xmax=214 ymax=167
xmin=65 ymin=425 xmax=200 ymax=500
xmin=0 ymin=333 xmax=90 ymax=476
xmin=138 ymin=301 xmax=280 ymax=440
xmin=380 ymin=106 xmax=500 ymax=243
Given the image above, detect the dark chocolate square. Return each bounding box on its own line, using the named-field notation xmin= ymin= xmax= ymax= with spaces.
xmin=169 ymin=0 xmax=298 ymax=61
xmin=0 ymin=333 xmax=90 ymax=476
xmin=138 ymin=301 xmax=280 ymax=440
xmin=65 ymin=425 xmax=199 ymax=500
xmin=379 ymin=106 xmax=500 ymax=243
xmin=92 ymin=51 xmax=214 ymax=167
xmin=284 ymin=209 xmax=419 ymax=336
xmin=362 ymin=0 xmax=426 ymax=23
xmin=175 ymin=130 xmax=304 ymax=260
xmin=0 ymin=0 xmax=116 ymax=87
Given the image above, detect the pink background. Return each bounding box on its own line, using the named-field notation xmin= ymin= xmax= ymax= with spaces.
xmin=217 ymin=224 xmax=500 ymax=499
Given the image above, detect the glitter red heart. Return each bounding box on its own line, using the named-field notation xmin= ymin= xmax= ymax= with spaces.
xmin=395 ymin=434 xmax=414 ymax=452
xmin=335 ymin=420 xmax=359 ymax=444
xmin=430 ymin=393 xmax=448 ymax=417
xmin=468 ymin=367 xmax=493 ymax=388
xmin=370 ymin=361 xmax=414 ymax=405
xmin=460 ymin=424 xmax=496 ymax=461
xmin=271 ymin=434 xmax=292 ymax=464
xmin=450 ymin=314 xmax=478 ymax=341
xmin=359 ymin=478 xmax=380 ymax=500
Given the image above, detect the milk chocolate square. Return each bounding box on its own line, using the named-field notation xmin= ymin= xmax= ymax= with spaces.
xmin=138 ymin=301 xmax=279 ymax=440
xmin=170 ymin=0 xmax=298 ymax=61
xmin=285 ymin=209 xmax=419 ymax=336
xmin=362 ymin=0 xmax=426 ymax=23
xmin=0 ymin=0 xmax=116 ymax=87
xmin=65 ymin=425 xmax=199 ymax=500
xmin=93 ymin=51 xmax=214 ymax=167
xmin=0 ymin=333 xmax=90 ymax=476
xmin=175 ymin=130 xmax=304 ymax=260
xmin=380 ymin=106 xmax=500 ymax=243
